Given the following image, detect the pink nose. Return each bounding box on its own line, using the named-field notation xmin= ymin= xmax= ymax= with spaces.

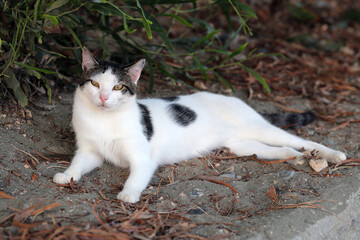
xmin=100 ymin=95 xmax=108 ymax=104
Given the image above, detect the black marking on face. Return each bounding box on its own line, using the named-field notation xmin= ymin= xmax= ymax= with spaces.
xmin=168 ymin=104 xmax=197 ymax=126
xmin=138 ymin=103 xmax=153 ymax=141
xmin=123 ymin=85 xmax=135 ymax=95
xmin=161 ymin=96 xmax=179 ymax=102
xmin=79 ymin=61 xmax=137 ymax=95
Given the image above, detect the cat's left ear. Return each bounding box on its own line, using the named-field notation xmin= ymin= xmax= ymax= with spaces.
xmin=82 ymin=47 xmax=99 ymax=71
xmin=125 ymin=59 xmax=146 ymax=85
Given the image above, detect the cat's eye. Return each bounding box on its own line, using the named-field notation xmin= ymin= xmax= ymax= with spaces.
xmin=90 ymin=80 xmax=100 ymax=88
xmin=113 ymin=85 xmax=124 ymax=91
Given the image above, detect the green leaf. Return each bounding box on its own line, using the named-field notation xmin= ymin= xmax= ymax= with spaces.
xmin=192 ymin=29 xmax=221 ymax=49
xmin=46 ymin=0 xmax=70 ymax=13
xmin=202 ymin=49 xmax=230 ymax=55
xmin=25 ymin=69 xmax=41 ymax=79
xmin=64 ymin=24 xmax=82 ymax=48
xmin=42 ymin=14 xmax=59 ymax=25
xmin=224 ymin=42 xmax=248 ymax=62
xmin=15 ymin=62 xmax=56 ymax=74
xmin=123 ymin=17 xmax=136 ymax=34
xmin=42 ymin=78 xmax=52 ymax=103
xmin=149 ymin=16 xmax=174 ymax=53
xmin=235 ymin=2 xmax=257 ymax=18
xmin=212 ymin=71 xmax=235 ymax=92
xmin=240 ymin=64 xmax=270 ymax=93
xmin=158 ymin=64 xmax=177 ymax=84
xmin=192 ymin=55 xmax=208 ymax=81
xmin=4 ymin=69 xmax=28 ymax=107
xmin=92 ymin=2 xmax=125 ymax=16
xmin=136 ymin=0 xmax=153 ymax=39
xmin=161 ymin=14 xmax=193 ymax=28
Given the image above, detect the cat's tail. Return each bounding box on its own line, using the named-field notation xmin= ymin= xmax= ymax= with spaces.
xmin=261 ymin=111 xmax=316 ymax=129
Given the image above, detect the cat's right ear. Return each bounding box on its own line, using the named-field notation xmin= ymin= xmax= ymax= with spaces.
xmin=82 ymin=47 xmax=98 ymax=71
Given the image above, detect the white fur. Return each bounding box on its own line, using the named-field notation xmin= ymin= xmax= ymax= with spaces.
xmin=53 ymin=69 xmax=346 ymax=203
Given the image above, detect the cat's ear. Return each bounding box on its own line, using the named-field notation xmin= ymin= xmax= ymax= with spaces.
xmin=82 ymin=47 xmax=98 ymax=71
xmin=125 ymin=59 xmax=146 ymax=85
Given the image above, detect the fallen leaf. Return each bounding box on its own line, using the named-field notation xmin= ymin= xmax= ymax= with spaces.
xmin=31 ymin=202 xmax=61 ymax=216
xmin=265 ymin=185 xmax=278 ymax=202
xmin=0 ymin=190 xmax=15 ymax=199
xmin=32 ymin=173 xmax=38 ymax=181
xmin=331 ymin=120 xmax=351 ymax=131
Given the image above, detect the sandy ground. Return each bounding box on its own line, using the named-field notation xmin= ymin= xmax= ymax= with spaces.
xmin=0 ymin=86 xmax=359 ymax=239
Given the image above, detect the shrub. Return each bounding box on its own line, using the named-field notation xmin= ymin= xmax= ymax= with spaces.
xmin=0 ymin=0 xmax=270 ymax=107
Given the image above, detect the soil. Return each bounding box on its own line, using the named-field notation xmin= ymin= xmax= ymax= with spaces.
xmin=1 ymin=82 xmax=359 ymax=239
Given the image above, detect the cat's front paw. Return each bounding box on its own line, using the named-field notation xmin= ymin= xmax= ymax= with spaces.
xmin=117 ymin=188 xmax=141 ymax=203
xmin=53 ymin=172 xmax=79 ymax=184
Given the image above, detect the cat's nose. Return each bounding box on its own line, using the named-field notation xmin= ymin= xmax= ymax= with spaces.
xmin=100 ymin=95 xmax=108 ymax=103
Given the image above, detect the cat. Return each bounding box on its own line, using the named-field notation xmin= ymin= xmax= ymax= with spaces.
xmin=53 ymin=47 xmax=347 ymax=203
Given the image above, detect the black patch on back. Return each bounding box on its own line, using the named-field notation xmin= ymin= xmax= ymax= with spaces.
xmin=168 ymin=104 xmax=197 ymax=126
xmin=262 ymin=111 xmax=316 ymax=129
xmin=138 ymin=103 xmax=153 ymax=141
xmin=161 ymin=96 xmax=179 ymax=102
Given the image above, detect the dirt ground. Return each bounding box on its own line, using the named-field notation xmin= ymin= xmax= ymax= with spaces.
xmin=0 ymin=80 xmax=359 ymax=239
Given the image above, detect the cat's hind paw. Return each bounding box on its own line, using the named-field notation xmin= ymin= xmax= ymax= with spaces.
xmin=117 ymin=189 xmax=141 ymax=203
xmin=53 ymin=172 xmax=79 ymax=184
xmin=326 ymin=150 xmax=346 ymax=163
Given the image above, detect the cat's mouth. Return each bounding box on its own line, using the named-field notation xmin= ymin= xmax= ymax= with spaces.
xmin=98 ymin=102 xmax=117 ymax=111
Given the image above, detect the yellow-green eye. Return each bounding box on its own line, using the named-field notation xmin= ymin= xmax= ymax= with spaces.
xmin=113 ymin=85 xmax=124 ymax=91
xmin=90 ymin=80 xmax=100 ymax=88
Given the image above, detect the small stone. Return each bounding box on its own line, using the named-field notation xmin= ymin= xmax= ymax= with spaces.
xmin=194 ymin=81 xmax=208 ymax=90
xmin=25 ymin=110 xmax=32 ymax=119
xmin=19 ymin=109 xmax=25 ymax=118
xmin=223 ymin=88 xmax=233 ymax=94
xmin=190 ymin=188 xmax=204 ymax=198
xmin=278 ymin=170 xmax=295 ymax=180
xmin=219 ymin=172 xmax=237 ymax=178
xmin=309 ymin=159 xmax=328 ymax=172
xmin=307 ymin=130 xmax=315 ymax=136
xmin=186 ymin=208 xmax=204 ymax=215
xmin=179 ymin=192 xmax=187 ymax=199
xmin=340 ymin=46 xmax=354 ymax=56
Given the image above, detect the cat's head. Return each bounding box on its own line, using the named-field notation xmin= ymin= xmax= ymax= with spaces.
xmin=79 ymin=47 xmax=145 ymax=111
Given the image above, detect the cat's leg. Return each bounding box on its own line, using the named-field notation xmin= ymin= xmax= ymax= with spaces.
xmin=252 ymin=125 xmax=346 ymax=163
xmin=53 ymin=150 xmax=103 ymax=184
xmin=117 ymin=154 xmax=158 ymax=203
xmin=224 ymin=139 xmax=305 ymax=165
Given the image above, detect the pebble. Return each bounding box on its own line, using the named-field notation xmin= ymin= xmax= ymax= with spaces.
xmin=309 ymin=159 xmax=328 ymax=172
xmin=340 ymin=46 xmax=355 ymax=56
xmin=186 ymin=208 xmax=205 ymax=215
xmin=19 ymin=109 xmax=25 ymax=118
xmin=278 ymin=170 xmax=295 ymax=180
xmin=194 ymin=81 xmax=208 ymax=90
xmin=219 ymin=172 xmax=237 ymax=178
xmin=190 ymin=188 xmax=204 ymax=198
xmin=179 ymin=192 xmax=187 ymax=199
xmin=25 ymin=109 xmax=32 ymax=119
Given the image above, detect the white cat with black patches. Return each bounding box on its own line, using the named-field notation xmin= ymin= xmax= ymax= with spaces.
xmin=53 ymin=47 xmax=347 ymax=203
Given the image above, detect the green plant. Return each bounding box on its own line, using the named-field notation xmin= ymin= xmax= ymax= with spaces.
xmin=0 ymin=0 xmax=271 ymax=107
